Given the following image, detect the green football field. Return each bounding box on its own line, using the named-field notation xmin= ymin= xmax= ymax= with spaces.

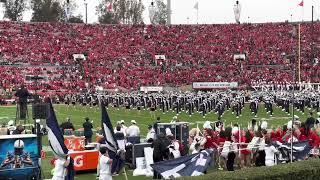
xmin=0 ymin=104 xmax=313 ymax=179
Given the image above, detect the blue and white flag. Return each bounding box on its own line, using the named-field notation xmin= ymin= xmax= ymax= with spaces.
xmin=101 ymin=104 xmax=118 ymax=152
xmin=46 ymin=99 xmax=74 ymax=180
xmin=46 ymin=100 xmax=69 ymax=157
xmin=274 ymin=140 xmax=311 ymax=161
xmin=151 ymin=150 xmax=213 ymax=179
xmin=101 ymin=104 xmax=122 ymax=173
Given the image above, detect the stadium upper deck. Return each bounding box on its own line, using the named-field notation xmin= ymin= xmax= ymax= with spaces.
xmin=0 ymin=21 xmax=319 ymax=93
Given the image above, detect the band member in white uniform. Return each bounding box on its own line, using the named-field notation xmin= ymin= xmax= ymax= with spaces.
xmin=98 ymin=146 xmax=113 ymax=180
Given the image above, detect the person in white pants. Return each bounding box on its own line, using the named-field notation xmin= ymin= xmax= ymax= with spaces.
xmin=52 ymin=155 xmax=70 ymax=180
xmin=98 ymin=146 xmax=113 ymax=180
xmin=265 ymin=138 xmax=279 ymax=166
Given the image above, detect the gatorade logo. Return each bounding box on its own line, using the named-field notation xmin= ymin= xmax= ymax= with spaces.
xmin=74 ymin=155 xmax=84 ymax=167
xmin=67 ymin=139 xmax=74 ymax=149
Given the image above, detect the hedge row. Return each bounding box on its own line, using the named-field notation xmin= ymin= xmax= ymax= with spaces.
xmin=182 ymin=158 xmax=320 ymax=180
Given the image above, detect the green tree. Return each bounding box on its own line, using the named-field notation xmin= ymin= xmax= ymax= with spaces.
xmin=30 ymin=0 xmax=64 ymax=22
xmin=3 ymin=0 xmax=27 ymax=21
xmin=60 ymin=0 xmax=78 ymax=22
xmin=153 ymin=0 xmax=167 ymax=25
xmin=68 ymin=15 xmax=84 ymax=23
xmin=97 ymin=0 xmax=144 ymax=24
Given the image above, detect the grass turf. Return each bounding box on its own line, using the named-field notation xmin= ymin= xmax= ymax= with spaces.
xmin=0 ymin=104 xmax=313 ymax=179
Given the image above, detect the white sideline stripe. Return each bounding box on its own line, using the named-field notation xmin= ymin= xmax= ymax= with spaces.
xmin=0 ymin=116 xmax=10 ymax=119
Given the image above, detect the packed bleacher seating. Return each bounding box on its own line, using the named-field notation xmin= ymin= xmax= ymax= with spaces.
xmin=0 ymin=21 xmax=319 ymax=93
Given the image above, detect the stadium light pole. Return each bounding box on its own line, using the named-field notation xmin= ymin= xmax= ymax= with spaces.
xmin=84 ymin=0 xmax=88 ymax=23
xmin=167 ymin=0 xmax=171 ymax=25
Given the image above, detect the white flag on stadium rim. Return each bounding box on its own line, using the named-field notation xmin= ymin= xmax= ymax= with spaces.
xmin=233 ymin=1 xmax=241 ymax=24
xmin=194 ymin=2 xmax=198 ymax=10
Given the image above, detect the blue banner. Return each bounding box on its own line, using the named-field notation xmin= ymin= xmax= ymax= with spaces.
xmin=273 ymin=140 xmax=311 ymax=161
xmin=151 ymin=149 xmax=214 ymax=179
xmin=101 ymin=104 xmax=122 ymax=174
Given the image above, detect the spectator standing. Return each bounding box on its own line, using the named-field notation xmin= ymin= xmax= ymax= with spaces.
xmin=146 ymin=125 xmax=156 ymax=142
xmin=126 ymin=120 xmax=140 ymax=137
xmin=306 ymin=112 xmax=316 ymax=129
xmin=153 ymin=133 xmax=170 ymax=179
xmin=98 ymin=146 xmax=113 ymax=180
xmin=83 ymin=117 xmax=93 ymax=145
xmin=120 ymin=120 xmax=127 ymax=137
xmin=264 ymin=138 xmax=279 ymax=166
xmin=52 ymin=155 xmax=70 ymax=180
xmin=14 ymin=84 xmax=31 ymax=119
xmin=113 ymin=125 xmax=126 ymax=176
xmin=60 ymin=118 xmax=75 ymax=134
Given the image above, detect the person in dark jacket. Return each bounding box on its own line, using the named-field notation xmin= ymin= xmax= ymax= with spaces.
xmin=112 ymin=125 xmax=126 ymax=175
xmin=306 ymin=112 xmax=316 ymax=129
xmin=14 ymin=85 xmax=31 ymax=119
xmin=12 ymin=125 xmax=24 ymax=135
xmin=153 ymin=117 xmax=161 ymax=134
xmin=152 ymin=133 xmax=170 ymax=179
xmin=83 ymin=117 xmax=93 ymax=145
xmin=60 ymin=118 xmax=75 ymax=134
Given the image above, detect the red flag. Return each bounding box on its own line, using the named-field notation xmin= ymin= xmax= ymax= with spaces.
xmin=298 ymin=0 xmax=304 ymax=7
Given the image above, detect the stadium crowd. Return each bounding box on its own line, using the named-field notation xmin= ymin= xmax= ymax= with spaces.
xmin=0 ymin=21 xmax=320 ymax=95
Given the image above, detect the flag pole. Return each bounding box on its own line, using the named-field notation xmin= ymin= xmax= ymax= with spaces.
xmin=238 ymin=124 xmax=241 ymax=162
xmin=298 ymin=24 xmax=301 ymax=83
xmin=302 ymin=4 xmax=304 ymax=22
xmin=197 ymin=3 xmax=199 ymax=24
xmin=194 ymin=1 xmax=199 ymax=24
xmin=123 ymin=166 xmax=129 ymax=180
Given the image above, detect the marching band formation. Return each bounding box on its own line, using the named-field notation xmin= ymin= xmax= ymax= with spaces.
xmin=56 ymin=89 xmax=320 ymax=120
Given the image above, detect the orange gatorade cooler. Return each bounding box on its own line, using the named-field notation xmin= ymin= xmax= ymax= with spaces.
xmin=73 ymin=136 xmax=85 ymax=151
xmin=64 ymin=136 xmax=75 ymax=150
xmin=70 ymin=150 xmax=99 ymax=171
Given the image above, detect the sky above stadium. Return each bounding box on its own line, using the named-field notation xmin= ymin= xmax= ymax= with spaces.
xmin=0 ymin=0 xmax=319 ymax=24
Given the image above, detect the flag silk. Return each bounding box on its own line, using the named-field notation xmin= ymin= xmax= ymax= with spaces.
xmin=151 ymin=150 xmax=214 ymax=179
xmin=194 ymin=2 xmax=198 ymax=10
xmin=46 ymin=100 xmax=68 ymax=157
xmin=274 ymin=140 xmax=311 ymax=161
xmin=101 ymin=104 xmax=118 ymax=152
xmin=101 ymin=104 xmax=123 ymax=174
xmin=298 ymin=0 xmax=304 ymax=6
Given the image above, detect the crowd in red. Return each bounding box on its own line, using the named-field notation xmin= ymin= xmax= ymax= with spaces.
xmin=0 ymin=21 xmax=319 ymax=94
